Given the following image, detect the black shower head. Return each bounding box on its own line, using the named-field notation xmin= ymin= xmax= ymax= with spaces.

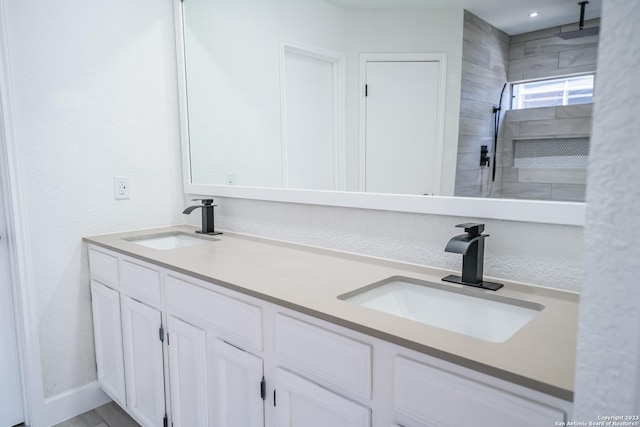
xmin=556 ymin=1 xmax=600 ymax=40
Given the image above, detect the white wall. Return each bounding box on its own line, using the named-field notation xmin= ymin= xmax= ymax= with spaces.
xmin=573 ymin=0 xmax=640 ymax=419
xmin=186 ymin=1 xmax=464 ymax=194
xmin=185 ymin=0 xmax=347 ymax=187
xmin=186 ymin=195 xmax=584 ymax=292
xmin=345 ymin=9 xmax=464 ymax=194
xmin=4 ymin=0 xmax=184 ymax=400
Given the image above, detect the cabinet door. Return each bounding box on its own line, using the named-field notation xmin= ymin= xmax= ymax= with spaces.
xmin=121 ymin=297 xmax=166 ymax=427
xmin=274 ymin=368 xmax=370 ymax=427
xmin=90 ymin=280 xmax=126 ymax=407
xmin=167 ymin=316 xmax=208 ymax=427
xmin=211 ymin=338 xmax=265 ymax=427
xmin=394 ymin=356 xmax=565 ymax=427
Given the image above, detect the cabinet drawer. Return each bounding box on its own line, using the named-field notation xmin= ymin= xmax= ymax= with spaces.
xmin=165 ymin=275 xmax=262 ymax=351
xmin=275 ymin=314 xmax=372 ymax=400
xmin=119 ymin=258 xmax=162 ymax=307
xmin=394 ymin=356 xmax=565 ymax=427
xmin=89 ymin=248 xmax=119 ymax=288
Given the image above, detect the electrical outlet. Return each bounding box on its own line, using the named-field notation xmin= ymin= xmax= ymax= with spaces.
xmin=225 ymin=173 xmax=237 ymax=185
xmin=114 ymin=176 xmax=130 ymax=200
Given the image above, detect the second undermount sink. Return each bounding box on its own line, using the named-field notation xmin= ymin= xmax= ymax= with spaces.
xmin=124 ymin=232 xmax=219 ymax=250
xmin=339 ymin=276 xmax=544 ymax=343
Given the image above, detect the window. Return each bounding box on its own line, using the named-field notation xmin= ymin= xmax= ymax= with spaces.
xmin=512 ymin=75 xmax=594 ymax=110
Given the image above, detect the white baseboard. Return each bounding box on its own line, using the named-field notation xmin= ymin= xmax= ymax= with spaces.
xmin=44 ymin=381 xmax=111 ymax=426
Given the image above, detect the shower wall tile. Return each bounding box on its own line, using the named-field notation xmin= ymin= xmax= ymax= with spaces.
xmin=455 ymin=11 xmax=509 ymax=197
xmin=508 ymin=19 xmax=599 ymax=82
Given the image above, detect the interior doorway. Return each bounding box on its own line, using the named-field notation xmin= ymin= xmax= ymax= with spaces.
xmin=279 ymin=39 xmax=346 ymax=191
xmin=359 ymin=53 xmax=446 ymax=195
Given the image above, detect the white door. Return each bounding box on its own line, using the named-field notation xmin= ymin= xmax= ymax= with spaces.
xmin=274 ymin=368 xmax=370 ymax=427
xmin=91 ymin=281 xmax=126 ymax=407
xmin=0 ymin=208 xmax=24 ymax=426
xmin=210 ymin=338 xmax=264 ymax=427
xmin=281 ymin=44 xmax=344 ymax=190
xmin=364 ymin=59 xmax=442 ymax=195
xmin=167 ymin=316 xmax=208 ymax=427
xmin=121 ymin=297 xmax=166 ymax=427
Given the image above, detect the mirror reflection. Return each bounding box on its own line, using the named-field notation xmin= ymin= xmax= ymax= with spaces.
xmin=181 ymin=0 xmax=599 ymax=202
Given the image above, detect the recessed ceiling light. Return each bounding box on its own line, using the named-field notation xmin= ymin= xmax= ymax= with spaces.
xmin=529 ymin=11 xmax=539 ymax=18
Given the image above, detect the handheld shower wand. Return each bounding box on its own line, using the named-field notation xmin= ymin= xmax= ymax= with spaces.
xmin=492 ymin=83 xmax=507 ymax=182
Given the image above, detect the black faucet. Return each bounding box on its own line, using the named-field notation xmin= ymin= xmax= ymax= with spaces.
xmin=442 ymin=223 xmax=502 ymax=291
xmin=183 ymin=199 xmax=222 ymax=235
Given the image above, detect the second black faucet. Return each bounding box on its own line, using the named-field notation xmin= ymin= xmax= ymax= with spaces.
xmin=183 ymin=199 xmax=222 ymax=235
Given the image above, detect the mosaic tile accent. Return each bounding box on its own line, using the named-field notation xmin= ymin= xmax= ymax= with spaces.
xmin=514 ymin=137 xmax=589 ymax=168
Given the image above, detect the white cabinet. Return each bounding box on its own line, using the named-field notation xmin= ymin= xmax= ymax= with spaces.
xmin=90 ymin=280 xmax=126 ymax=407
xmin=164 ymin=272 xmax=266 ymax=427
xmin=167 ymin=316 xmax=208 ymax=427
xmin=274 ymin=368 xmax=371 ymax=427
xmin=274 ymin=314 xmax=372 ymax=400
xmin=87 ymin=244 xmax=571 ymax=427
xmin=393 ymin=356 xmax=565 ymax=427
xmin=210 ymin=338 xmax=265 ymax=427
xmin=121 ymin=296 xmax=166 ymax=427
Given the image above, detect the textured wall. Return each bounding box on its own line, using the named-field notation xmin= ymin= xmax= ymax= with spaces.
xmin=508 ymin=18 xmax=599 ymax=82
xmin=455 ymin=11 xmax=509 ymax=198
xmin=186 ymin=195 xmax=584 ymax=292
xmin=573 ymin=0 xmax=640 ymax=420
xmin=4 ymin=0 xmax=184 ymax=397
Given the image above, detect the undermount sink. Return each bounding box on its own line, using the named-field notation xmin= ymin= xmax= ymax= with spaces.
xmin=339 ymin=276 xmax=544 ymax=343
xmin=124 ymin=232 xmax=219 ymax=250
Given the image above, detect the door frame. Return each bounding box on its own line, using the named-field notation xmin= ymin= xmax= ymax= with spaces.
xmin=358 ymin=52 xmax=447 ymax=194
xmin=279 ymin=38 xmax=346 ymax=190
xmin=0 ymin=2 xmax=46 ymax=425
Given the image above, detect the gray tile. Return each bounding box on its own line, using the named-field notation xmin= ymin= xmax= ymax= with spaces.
xmin=489 ymin=50 xmax=509 ymax=71
xmin=505 ymin=107 xmax=556 ymax=122
xmin=560 ymin=18 xmax=600 ymax=33
xmin=457 ymin=136 xmax=493 ymax=154
xmin=463 ymin=20 xmax=487 ymax=46
xmin=519 ymin=118 xmax=592 ymax=137
xmin=501 ymin=121 xmax=520 ymax=138
xmin=501 ymin=182 xmax=552 ymax=200
xmin=460 ymin=78 xmax=499 ymax=103
xmin=501 ymin=167 xmax=519 ymax=183
xmin=522 ymin=64 xmax=597 ymax=81
xmin=556 ymin=104 xmax=593 ymax=119
xmin=95 ymin=402 xmax=140 ymax=427
xmin=462 ymin=60 xmax=507 ymax=88
xmin=559 ymin=46 xmax=598 ymax=68
xmin=464 ymin=10 xmax=492 ymax=34
xmin=53 ymin=411 xmax=103 ymax=427
xmin=511 ymin=27 xmax=562 ymax=44
xmin=458 ymin=116 xmax=493 ymax=137
xmin=455 ymin=168 xmax=483 ymax=188
xmin=497 ymin=150 xmax=514 ymax=167
xmin=459 ymin=98 xmax=494 ymax=120
xmin=463 ymin=40 xmax=491 ymax=68
xmin=509 ymin=42 xmax=525 ymax=60
xmin=507 ymin=71 xmax=524 ymax=83
xmin=523 ymin=37 xmax=598 ymax=56
xmin=509 ymin=53 xmax=559 ymax=76
xmin=456 ymin=152 xmax=485 ymax=170
xmin=518 ymin=168 xmax=587 ymax=185
xmin=551 ymin=183 xmax=587 ymax=202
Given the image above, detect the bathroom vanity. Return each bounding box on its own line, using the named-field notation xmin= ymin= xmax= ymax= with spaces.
xmin=85 ymin=225 xmax=577 ymax=427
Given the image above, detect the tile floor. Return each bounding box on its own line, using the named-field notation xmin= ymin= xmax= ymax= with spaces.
xmin=51 ymin=402 xmax=140 ymax=427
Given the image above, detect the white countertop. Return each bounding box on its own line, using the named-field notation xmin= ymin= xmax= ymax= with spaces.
xmin=85 ymin=225 xmax=579 ymax=401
